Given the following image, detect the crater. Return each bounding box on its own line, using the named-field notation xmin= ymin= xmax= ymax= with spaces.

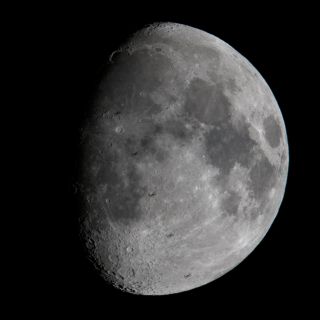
xmin=263 ymin=115 xmax=282 ymax=148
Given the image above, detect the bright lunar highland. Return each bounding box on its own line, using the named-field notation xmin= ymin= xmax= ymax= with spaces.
xmin=78 ymin=22 xmax=289 ymax=295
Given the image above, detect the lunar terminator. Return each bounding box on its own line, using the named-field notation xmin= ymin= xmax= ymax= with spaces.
xmin=78 ymin=22 xmax=289 ymax=295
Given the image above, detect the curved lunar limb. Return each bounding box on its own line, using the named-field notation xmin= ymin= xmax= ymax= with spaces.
xmin=78 ymin=22 xmax=289 ymax=295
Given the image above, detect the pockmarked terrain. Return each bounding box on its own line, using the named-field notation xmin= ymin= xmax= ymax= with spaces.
xmin=78 ymin=23 xmax=289 ymax=295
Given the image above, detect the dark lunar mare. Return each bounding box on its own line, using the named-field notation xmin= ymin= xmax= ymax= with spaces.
xmin=204 ymin=121 xmax=257 ymax=176
xmin=80 ymin=136 xmax=146 ymax=226
xmin=80 ymin=112 xmax=196 ymax=229
xmin=221 ymin=191 xmax=242 ymax=217
xmin=263 ymin=115 xmax=282 ymax=148
xmin=185 ymin=78 xmax=231 ymax=125
xmin=249 ymin=153 xmax=277 ymax=201
xmin=183 ymin=76 xmax=278 ymax=221
xmin=95 ymin=48 xmax=182 ymax=118
xmin=184 ymin=77 xmax=257 ymax=177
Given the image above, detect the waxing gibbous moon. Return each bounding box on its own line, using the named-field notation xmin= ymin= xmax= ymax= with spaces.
xmin=78 ymin=22 xmax=289 ymax=295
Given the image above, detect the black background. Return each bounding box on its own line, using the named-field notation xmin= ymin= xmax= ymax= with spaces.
xmin=16 ymin=2 xmax=316 ymax=316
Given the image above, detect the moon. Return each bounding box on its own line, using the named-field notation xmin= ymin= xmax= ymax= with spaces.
xmin=78 ymin=22 xmax=289 ymax=295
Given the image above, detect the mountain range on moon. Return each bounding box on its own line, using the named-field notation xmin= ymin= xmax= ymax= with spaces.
xmin=77 ymin=22 xmax=289 ymax=295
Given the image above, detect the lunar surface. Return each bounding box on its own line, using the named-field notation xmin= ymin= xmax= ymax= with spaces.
xmin=78 ymin=22 xmax=289 ymax=295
